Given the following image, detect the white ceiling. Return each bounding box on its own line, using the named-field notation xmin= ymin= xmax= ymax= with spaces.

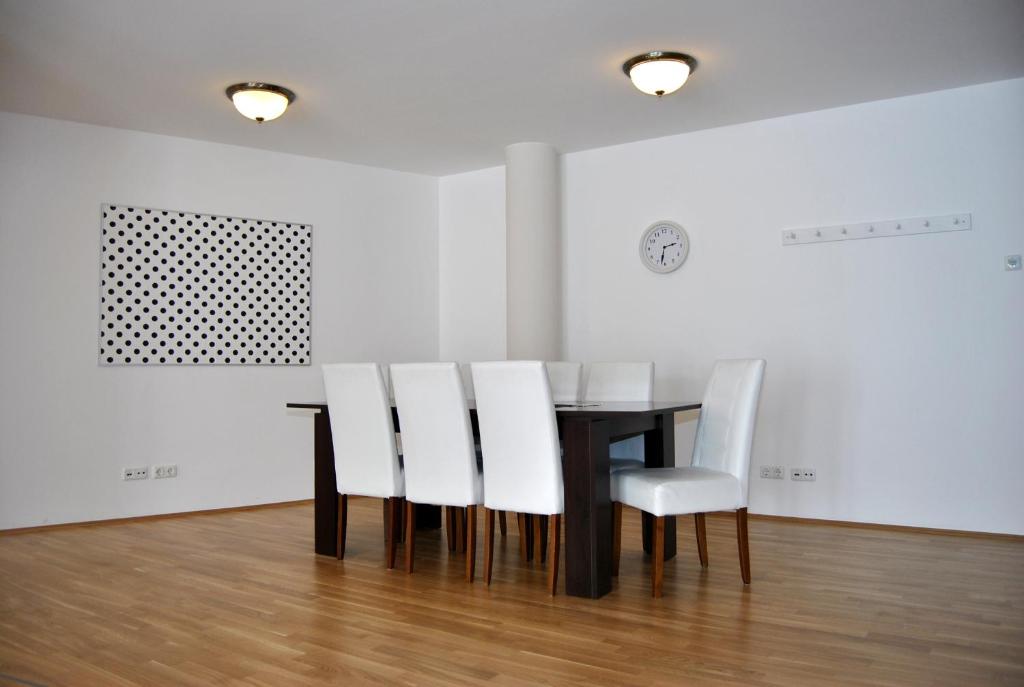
xmin=2 ymin=0 xmax=1023 ymax=175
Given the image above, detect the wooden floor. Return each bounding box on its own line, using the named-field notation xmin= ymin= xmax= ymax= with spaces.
xmin=1 ymin=501 xmax=1022 ymax=686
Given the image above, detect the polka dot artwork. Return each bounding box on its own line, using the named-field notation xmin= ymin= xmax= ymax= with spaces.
xmin=98 ymin=204 xmax=311 ymax=366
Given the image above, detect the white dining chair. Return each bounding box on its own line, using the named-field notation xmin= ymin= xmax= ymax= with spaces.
xmin=611 ymin=359 xmax=765 ymax=596
xmin=472 ymin=361 xmax=564 ymax=595
xmin=379 ymin=364 xmax=395 ymax=399
xmin=456 ymin=361 xmax=510 ymax=538
xmin=379 ymin=364 xmax=403 ymax=458
xmin=584 ymin=362 xmax=654 ymax=472
xmin=391 ymin=362 xmax=483 ymax=581
xmin=322 ymin=363 xmax=406 ymax=568
xmin=458 ymin=362 xmax=475 ymax=400
xmin=583 ymin=362 xmax=654 ymax=402
xmin=545 ymin=361 xmax=583 ymax=403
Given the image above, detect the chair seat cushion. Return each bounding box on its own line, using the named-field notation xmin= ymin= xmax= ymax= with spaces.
xmin=611 ymin=466 xmax=743 ymax=517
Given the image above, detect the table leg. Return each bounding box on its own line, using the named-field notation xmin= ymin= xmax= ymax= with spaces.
xmin=416 ymin=504 xmax=442 ymax=530
xmin=521 ymin=514 xmax=534 ymax=561
xmin=313 ymin=410 xmax=338 ymax=557
xmin=562 ymin=417 xmax=612 ymax=598
xmin=642 ymin=412 xmax=676 ymax=561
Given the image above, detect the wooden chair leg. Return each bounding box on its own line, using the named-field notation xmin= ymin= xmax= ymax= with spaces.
xmin=547 ymin=514 xmax=561 ymax=596
xmin=612 ymin=502 xmax=622 ymax=576
xmin=539 ymin=515 xmax=549 ymax=563
xmin=465 ymin=505 xmax=477 ymax=582
xmin=498 ymin=511 xmax=508 ymax=537
xmin=695 ymin=512 xmax=709 ymax=568
xmin=652 ymin=515 xmax=665 ymax=598
xmin=736 ymin=507 xmax=751 ymax=584
xmin=445 ymin=506 xmax=456 ymax=552
xmin=518 ymin=513 xmax=531 ymax=561
xmin=532 ymin=514 xmax=543 ymax=563
xmin=336 ymin=494 xmax=348 ymax=560
xmin=405 ymin=500 xmax=417 ymax=573
xmin=385 ymin=498 xmax=400 ymax=569
xmin=455 ymin=507 xmax=466 ymax=553
xmin=397 ymin=498 xmax=406 ymax=543
xmin=484 ymin=508 xmax=495 ymax=585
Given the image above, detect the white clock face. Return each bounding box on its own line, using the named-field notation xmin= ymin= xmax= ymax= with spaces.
xmin=640 ymin=221 xmax=689 ymax=273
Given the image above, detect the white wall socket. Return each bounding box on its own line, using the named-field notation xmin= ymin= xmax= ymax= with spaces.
xmin=759 ymin=465 xmax=785 ymax=479
xmin=153 ymin=464 xmax=178 ymax=479
xmin=123 ymin=466 xmax=148 ymax=481
xmin=790 ymin=468 xmax=816 ymax=481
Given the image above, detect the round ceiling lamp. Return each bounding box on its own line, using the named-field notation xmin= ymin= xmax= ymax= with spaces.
xmin=225 ymin=82 xmax=296 ymax=123
xmin=622 ymin=51 xmax=698 ymax=97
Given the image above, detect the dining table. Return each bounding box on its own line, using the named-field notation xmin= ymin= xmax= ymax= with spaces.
xmin=287 ymin=399 xmax=701 ymax=598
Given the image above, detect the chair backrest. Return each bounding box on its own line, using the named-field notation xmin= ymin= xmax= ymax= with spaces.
xmin=322 ymin=363 xmax=403 ymax=498
xmin=583 ymin=362 xmax=654 ymax=402
xmin=545 ymin=361 xmax=583 ymax=403
xmin=458 ymin=362 xmax=475 ymax=400
xmin=391 ymin=362 xmax=480 ymax=507
xmin=690 ymin=359 xmax=766 ymax=504
xmin=471 ymin=361 xmax=563 ymax=515
xmin=380 ymin=364 xmax=395 ymax=399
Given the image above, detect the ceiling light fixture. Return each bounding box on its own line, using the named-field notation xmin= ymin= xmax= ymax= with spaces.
xmin=622 ymin=51 xmax=698 ymax=97
xmin=225 ymin=82 xmax=296 ymax=123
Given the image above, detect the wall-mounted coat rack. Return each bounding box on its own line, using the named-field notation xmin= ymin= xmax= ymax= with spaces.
xmin=782 ymin=213 xmax=971 ymax=246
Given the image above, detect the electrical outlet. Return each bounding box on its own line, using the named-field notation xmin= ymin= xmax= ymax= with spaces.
xmin=790 ymin=468 xmax=816 ymax=482
xmin=123 ymin=466 xmax=148 ymax=481
xmin=153 ymin=464 xmax=178 ymax=479
xmin=760 ymin=465 xmax=784 ymax=479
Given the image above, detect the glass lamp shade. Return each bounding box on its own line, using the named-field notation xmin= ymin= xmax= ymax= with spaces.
xmin=628 ymin=59 xmax=691 ymax=97
xmin=622 ymin=52 xmax=697 ymax=97
xmin=231 ymin=89 xmax=290 ymax=122
xmin=225 ymin=83 xmax=296 ymax=122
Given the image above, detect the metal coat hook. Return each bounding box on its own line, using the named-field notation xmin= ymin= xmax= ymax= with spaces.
xmin=781 ymin=213 xmax=971 ymax=246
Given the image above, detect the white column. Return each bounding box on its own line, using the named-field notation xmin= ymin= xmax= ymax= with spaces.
xmin=505 ymin=142 xmax=561 ymax=360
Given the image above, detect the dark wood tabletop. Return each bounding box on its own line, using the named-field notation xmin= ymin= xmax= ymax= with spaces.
xmin=288 ymin=400 xmax=699 ymax=417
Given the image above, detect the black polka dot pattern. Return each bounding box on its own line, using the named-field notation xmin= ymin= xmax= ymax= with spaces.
xmin=98 ymin=204 xmax=311 ymax=366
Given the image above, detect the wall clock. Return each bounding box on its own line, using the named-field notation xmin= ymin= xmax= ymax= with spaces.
xmin=639 ymin=220 xmax=689 ymax=273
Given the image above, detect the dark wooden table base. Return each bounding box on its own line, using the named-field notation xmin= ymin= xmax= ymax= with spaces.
xmin=291 ymin=400 xmax=700 ymax=597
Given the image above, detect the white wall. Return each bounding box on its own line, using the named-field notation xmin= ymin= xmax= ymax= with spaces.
xmin=0 ymin=112 xmax=438 ymax=529
xmin=439 ymin=78 xmax=1024 ymax=535
xmin=438 ymin=166 xmax=506 ymax=361
xmin=5 ymin=78 xmax=1022 ymax=534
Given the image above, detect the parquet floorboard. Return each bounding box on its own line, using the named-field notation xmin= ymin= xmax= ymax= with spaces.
xmin=1 ymin=500 xmax=1022 ymax=686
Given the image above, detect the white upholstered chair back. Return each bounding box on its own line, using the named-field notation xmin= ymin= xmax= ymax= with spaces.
xmin=584 ymin=362 xmax=654 ymax=402
xmin=458 ymin=362 xmax=475 ymax=400
xmin=379 ymin=364 xmax=395 ymax=399
xmin=545 ymin=361 xmax=583 ymax=403
xmin=322 ymin=363 xmax=404 ymax=498
xmin=391 ymin=363 xmax=481 ymax=507
xmin=690 ymin=359 xmax=766 ymax=504
xmin=471 ymin=361 xmax=564 ymax=515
